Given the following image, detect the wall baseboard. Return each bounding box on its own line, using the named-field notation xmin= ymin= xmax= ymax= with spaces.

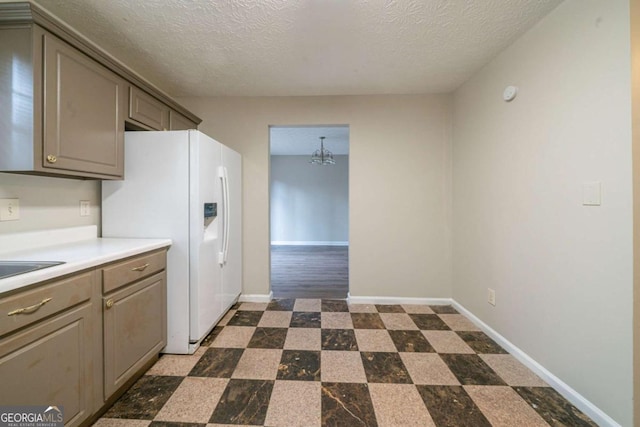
xmin=347 ymin=293 xmax=452 ymax=306
xmin=451 ymin=300 xmax=620 ymax=427
xmin=238 ymin=291 xmax=273 ymax=303
xmin=271 ymin=241 xmax=349 ymax=246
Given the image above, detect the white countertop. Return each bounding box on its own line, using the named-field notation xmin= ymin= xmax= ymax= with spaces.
xmin=0 ymin=226 xmax=171 ymax=295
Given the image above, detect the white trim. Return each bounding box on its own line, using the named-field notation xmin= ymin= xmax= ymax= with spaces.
xmin=347 ymin=293 xmax=452 ymax=306
xmin=238 ymin=291 xmax=273 ymax=303
xmin=451 ymin=300 xmax=621 ymax=427
xmin=271 ymin=241 xmax=349 ymax=246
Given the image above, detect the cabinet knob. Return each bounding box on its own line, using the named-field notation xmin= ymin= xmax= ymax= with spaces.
xmin=106 ymin=299 xmax=114 ymax=309
xmin=46 ymin=155 xmax=57 ymax=163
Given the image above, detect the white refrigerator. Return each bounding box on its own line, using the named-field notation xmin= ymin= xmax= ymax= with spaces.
xmin=102 ymin=130 xmax=242 ymax=354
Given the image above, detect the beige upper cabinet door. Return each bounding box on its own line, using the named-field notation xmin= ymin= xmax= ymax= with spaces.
xmin=42 ymin=32 xmax=125 ymax=178
xmin=129 ymin=86 xmax=169 ymax=131
xmin=169 ymin=110 xmax=197 ymax=130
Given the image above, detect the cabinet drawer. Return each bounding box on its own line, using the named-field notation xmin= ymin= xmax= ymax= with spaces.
xmin=0 ymin=271 xmax=93 ymax=337
xmin=102 ymin=250 xmax=166 ymax=293
xmin=129 ymin=86 xmax=169 ymax=131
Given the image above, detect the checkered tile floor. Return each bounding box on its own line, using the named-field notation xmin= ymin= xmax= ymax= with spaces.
xmin=95 ymin=299 xmax=597 ymax=427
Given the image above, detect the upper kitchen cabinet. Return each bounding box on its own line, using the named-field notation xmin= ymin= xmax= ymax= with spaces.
xmin=0 ymin=2 xmax=201 ymax=180
xmin=42 ymin=30 xmax=126 ymax=178
xmin=128 ymin=87 xmax=197 ymax=131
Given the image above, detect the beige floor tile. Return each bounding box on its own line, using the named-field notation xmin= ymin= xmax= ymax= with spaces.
xmin=480 ymin=354 xmax=548 ymax=386
xmin=422 ymin=331 xmax=475 ymax=353
xmin=438 ymin=314 xmax=481 ymax=331
xmin=401 ymin=304 xmax=435 ymax=314
xmin=348 ymin=303 xmax=377 ymax=313
xmin=210 ymin=326 xmax=255 ymax=348
xmin=232 ymin=348 xmax=283 ymax=380
xmin=146 ymin=347 xmax=206 ymax=376
xmin=399 ymin=353 xmax=460 ymax=385
xmin=208 ymin=424 xmax=257 ymax=427
xmin=321 ymin=351 xmax=367 ymax=383
xmin=264 ymin=380 xmax=321 ymax=427
xmin=379 ymin=313 xmax=419 ymax=330
xmin=258 ymin=311 xmax=293 ymax=328
xmin=217 ymin=309 xmax=237 ymax=326
xmin=293 ymin=299 xmax=321 ymax=312
xmin=354 ymin=329 xmax=396 ymax=352
xmin=465 ymin=385 xmax=548 ymax=427
xmin=321 ymin=312 xmax=354 ymax=329
xmin=238 ymin=302 xmax=268 ymax=311
xmin=93 ymin=420 xmax=150 ymax=427
xmin=368 ymin=383 xmax=435 ymax=427
xmin=155 ymin=377 xmax=228 ymax=423
xmin=284 ymin=328 xmax=321 ymax=350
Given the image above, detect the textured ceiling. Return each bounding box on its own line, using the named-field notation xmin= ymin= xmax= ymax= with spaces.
xmin=30 ymin=0 xmax=562 ymax=97
xmin=270 ymin=126 xmax=349 ymax=156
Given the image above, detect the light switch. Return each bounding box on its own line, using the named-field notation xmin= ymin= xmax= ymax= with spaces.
xmin=582 ymin=182 xmax=602 ymax=206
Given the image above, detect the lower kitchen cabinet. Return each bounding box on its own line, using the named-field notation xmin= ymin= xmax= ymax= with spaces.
xmin=0 ymin=248 xmax=168 ymax=426
xmin=0 ymin=272 xmax=95 ymax=427
xmin=103 ymin=271 xmax=166 ymax=396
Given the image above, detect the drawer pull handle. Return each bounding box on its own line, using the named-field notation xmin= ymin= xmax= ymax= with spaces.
xmin=105 ymin=299 xmax=114 ymax=309
xmin=46 ymin=155 xmax=57 ymax=163
xmin=8 ymin=298 xmax=53 ymax=316
xmin=131 ymin=263 xmax=149 ymax=272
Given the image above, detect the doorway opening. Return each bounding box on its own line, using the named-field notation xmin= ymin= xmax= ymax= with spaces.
xmin=269 ymin=125 xmax=349 ymax=299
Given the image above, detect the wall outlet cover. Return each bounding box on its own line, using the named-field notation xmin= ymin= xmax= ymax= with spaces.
xmin=0 ymin=198 xmax=20 ymax=221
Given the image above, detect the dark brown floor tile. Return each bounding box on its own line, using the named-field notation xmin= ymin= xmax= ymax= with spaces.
xmin=351 ymin=313 xmax=386 ymax=329
xmin=200 ymin=326 xmax=223 ymax=347
xmin=430 ymin=305 xmax=459 ymax=314
xmin=290 ymin=311 xmax=321 ymax=328
xmin=321 ymin=329 xmax=359 ymax=351
xmin=440 ymin=354 xmax=506 ymax=385
xmin=514 ymin=386 xmax=598 ymax=427
xmin=388 ymin=330 xmax=435 ymax=352
xmin=321 ymin=299 xmax=349 ymax=312
xmin=227 ymin=310 xmax=263 ymax=327
xmin=408 ymin=314 xmax=451 ymax=330
xmin=360 ymin=352 xmax=412 ymax=384
xmin=375 ymin=304 xmax=405 ymax=313
xmin=247 ymin=327 xmax=288 ymax=349
xmin=322 ymin=382 xmax=378 ymax=426
xmin=277 ymin=350 xmax=321 ymax=381
xmin=150 ymin=423 xmax=205 ymax=427
xmin=267 ymin=299 xmax=296 ymax=311
xmin=457 ymin=331 xmax=508 ymax=354
xmin=104 ymin=375 xmax=183 ymax=419
xmin=416 ymin=385 xmax=491 ymax=427
xmin=189 ymin=348 xmax=244 ymax=378
xmin=230 ymin=301 xmax=241 ymax=310
xmin=210 ymin=379 xmax=273 ymax=425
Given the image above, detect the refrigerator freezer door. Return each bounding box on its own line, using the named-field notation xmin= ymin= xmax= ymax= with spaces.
xmin=188 ymin=130 xmax=224 ymax=343
xmin=221 ymin=144 xmax=242 ymax=310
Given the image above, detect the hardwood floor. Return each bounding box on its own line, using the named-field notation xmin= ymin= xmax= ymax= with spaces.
xmin=270 ymin=245 xmax=348 ymax=299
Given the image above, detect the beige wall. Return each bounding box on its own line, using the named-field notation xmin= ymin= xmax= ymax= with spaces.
xmin=0 ymin=172 xmax=100 ymax=234
xmin=178 ymin=95 xmax=453 ymax=298
xmin=452 ymin=0 xmax=632 ymax=425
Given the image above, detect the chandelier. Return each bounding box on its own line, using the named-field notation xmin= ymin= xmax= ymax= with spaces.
xmin=309 ymin=136 xmax=335 ymax=165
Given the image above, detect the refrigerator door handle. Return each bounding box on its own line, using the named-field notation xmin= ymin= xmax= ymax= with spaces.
xmin=218 ymin=166 xmax=230 ymax=265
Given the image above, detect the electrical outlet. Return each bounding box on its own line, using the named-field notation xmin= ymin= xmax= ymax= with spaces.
xmin=80 ymin=200 xmax=90 ymax=217
xmin=488 ymin=288 xmax=496 ymax=306
xmin=0 ymin=198 xmax=20 ymax=221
